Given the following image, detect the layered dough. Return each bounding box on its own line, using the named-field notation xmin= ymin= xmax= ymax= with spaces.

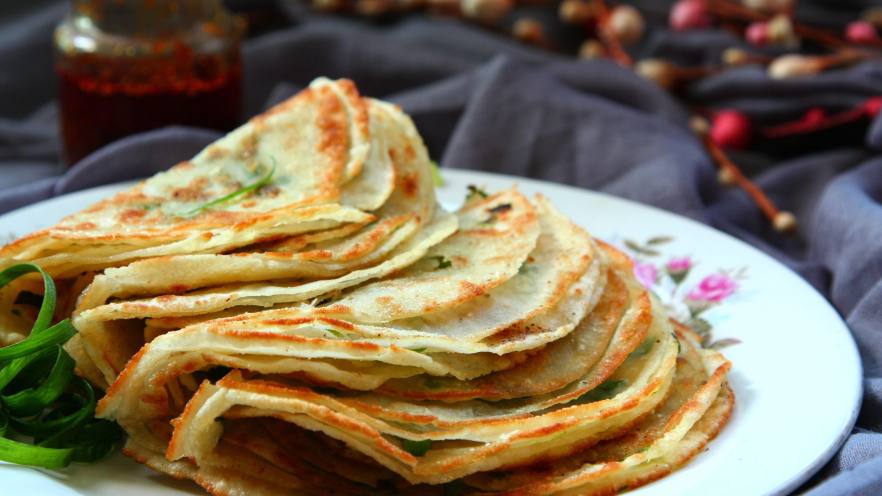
xmin=0 ymin=78 xmax=734 ymax=496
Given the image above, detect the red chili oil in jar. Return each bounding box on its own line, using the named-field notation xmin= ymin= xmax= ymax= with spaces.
xmin=55 ymin=1 xmax=244 ymax=165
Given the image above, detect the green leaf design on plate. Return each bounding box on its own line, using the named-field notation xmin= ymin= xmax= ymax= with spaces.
xmin=624 ymin=239 xmax=660 ymax=257
xmin=646 ymin=236 xmax=674 ymax=245
xmin=709 ymin=338 xmax=742 ymax=349
xmin=688 ymin=317 xmax=712 ymax=339
xmin=668 ymin=269 xmax=689 ymax=285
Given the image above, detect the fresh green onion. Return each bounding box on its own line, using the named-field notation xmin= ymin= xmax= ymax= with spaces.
xmin=627 ymin=337 xmax=655 ymax=359
xmin=182 ymin=160 xmax=276 ymax=216
xmin=66 ymin=420 xmax=125 ymax=463
xmin=0 ymin=432 xmax=73 ymax=469
xmin=423 ymin=377 xmax=443 ymax=390
xmin=430 ymin=160 xmax=444 ymax=187
xmin=426 ymin=255 xmax=452 ymax=270
xmin=0 ymin=347 xmax=54 ymax=391
xmin=11 ymin=394 xmax=89 ymax=438
xmin=0 ymin=263 xmax=57 ymax=333
xmin=3 ymin=347 xmax=74 ymax=417
xmin=0 ymin=263 xmax=123 ymax=469
xmin=324 ymin=328 xmax=345 ymax=339
xmin=0 ymin=321 xmax=76 ymax=363
xmin=576 ymin=379 xmax=628 ymax=403
xmin=402 ymin=438 xmax=433 ymax=457
xmin=465 ymin=185 xmax=488 ymax=202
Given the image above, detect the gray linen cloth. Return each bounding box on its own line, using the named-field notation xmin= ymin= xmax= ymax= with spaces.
xmin=1 ymin=2 xmax=881 ymax=494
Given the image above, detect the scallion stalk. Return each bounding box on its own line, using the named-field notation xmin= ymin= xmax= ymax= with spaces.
xmin=0 ymin=263 xmax=123 ymax=469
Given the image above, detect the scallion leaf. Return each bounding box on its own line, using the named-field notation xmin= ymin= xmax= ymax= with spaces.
xmin=0 ymin=263 xmax=57 ymax=334
xmin=576 ymin=379 xmax=628 ymax=403
xmin=0 ymin=263 xmax=124 ymax=469
xmin=465 ymin=185 xmax=488 ymax=202
xmin=182 ymin=160 xmax=277 ymax=216
xmin=0 ymin=434 xmax=73 ymax=469
xmin=430 ymin=160 xmax=444 ymax=187
xmin=0 ymin=320 xmax=76 ymax=363
xmin=324 ymin=328 xmax=345 ymax=339
xmin=0 ymin=347 xmax=54 ymax=391
xmin=3 ymin=347 xmax=74 ymax=417
xmin=627 ymin=338 xmax=655 ymax=359
xmin=425 ymin=256 xmax=452 ymax=270
xmin=402 ymin=439 xmax=433 ymax=457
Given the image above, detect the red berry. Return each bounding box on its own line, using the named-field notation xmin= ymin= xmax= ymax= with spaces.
xmin=801 ymin=107 xmax=827 ymax=126
xmin=845 ymin=21 xmax=878 ymax=44
xmin=670 ymin=0 xmax=712 ymax=31
xmin=710 ymin=110 xmax=752 ymax=149
xmin=745 ymin=21 xmax=769 ymax=45
xmin=863 ymin=97 xmax=882 ymax=117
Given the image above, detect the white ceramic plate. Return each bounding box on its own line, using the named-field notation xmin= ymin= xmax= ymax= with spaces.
xmin=0 ymin=170 xmax=861 ymax=496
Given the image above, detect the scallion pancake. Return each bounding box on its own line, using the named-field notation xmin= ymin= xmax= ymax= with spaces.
xmin=0 ymin=77 xmax=734 ymax=496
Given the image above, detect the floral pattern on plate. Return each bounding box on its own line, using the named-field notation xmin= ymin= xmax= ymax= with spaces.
xmin=620 ymin=235 xmax=746 ymax=350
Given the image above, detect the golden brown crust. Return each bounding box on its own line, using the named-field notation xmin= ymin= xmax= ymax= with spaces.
xmin=37 ymin=78 xmax=736 ymax=496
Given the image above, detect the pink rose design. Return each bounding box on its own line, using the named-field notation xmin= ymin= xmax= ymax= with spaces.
xmin=633 ymin=262 xmax=658 ymax=289
xmin=687 ymin=273 xmax=737 ymax=302
xmin=666 ymin=256 xmax=692 ymax=272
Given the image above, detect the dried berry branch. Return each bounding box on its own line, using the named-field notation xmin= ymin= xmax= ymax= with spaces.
xmin=592 ymin=0 xmax=634 ymax=66
xmin=691 ymin=116 xmax=797 ymax=233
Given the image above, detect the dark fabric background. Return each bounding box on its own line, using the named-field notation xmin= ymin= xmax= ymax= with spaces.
xmin=1 ymin=2 xmax=881 ymax=494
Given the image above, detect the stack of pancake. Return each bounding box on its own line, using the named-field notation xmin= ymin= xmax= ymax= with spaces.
xmin=0 ymin=78 xmax=733 ymax=495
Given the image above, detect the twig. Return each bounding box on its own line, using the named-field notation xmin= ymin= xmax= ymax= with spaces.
xmin=691 ymin=116 xmax=797 ymax=232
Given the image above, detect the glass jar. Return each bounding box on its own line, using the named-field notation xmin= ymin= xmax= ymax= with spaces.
xmin=54 ymin=0 xmax=244 ymax=165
